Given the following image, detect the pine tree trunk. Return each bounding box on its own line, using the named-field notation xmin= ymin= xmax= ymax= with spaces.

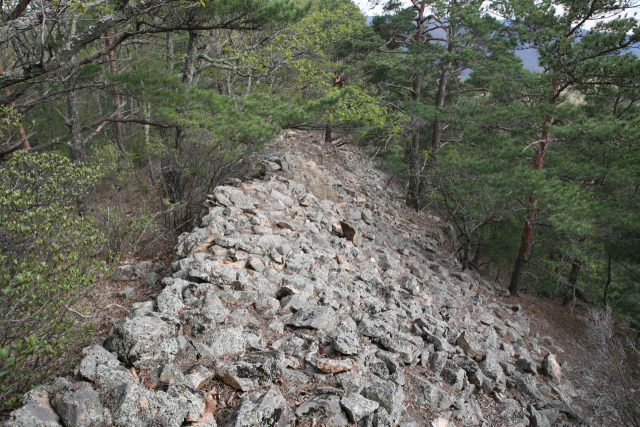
xmin=406 ymin=4 xmax=425 ymax=210
xmin=431 ymin=67 xmax=449 ymax=154
xmin=509 ymin=196 xmax=537 ymax=296
xmin=509 ymin=82 xmax=558 ymax=296
xmin=104 ymin=30 xmax=124 ymax=152
xmin=406 ymin=75 xmax=421 ymax=209
xmin=325 ymin=125 xmax=332 ymax=143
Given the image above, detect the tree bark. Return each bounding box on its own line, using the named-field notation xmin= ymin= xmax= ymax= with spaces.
xmin=182 ymin=31 xmax=200 ymax=86
xmin=509 ymin=82 xmax=559 ymax=296
xmin=405 ymin=3 xmax=425 ymax=210
xmin=65 ymin=79 xmax=84 ymax=162
xmin=166 ymin=33 xmax=174 ymax=72
xmin=104 ymin=30 xmax=124 ymax=152
xmin=407 ymin=75 xmax=422 ymax=209
xmin=431 ymin=67 xmax=448 ymax=154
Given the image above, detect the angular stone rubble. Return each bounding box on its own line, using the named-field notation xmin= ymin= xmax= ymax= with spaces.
xmin=4 ymin=131 xmax=587 ymax=427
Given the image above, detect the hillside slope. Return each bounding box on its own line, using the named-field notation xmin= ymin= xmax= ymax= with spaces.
xmin=4 ymin=132 xmax=590 ymax=427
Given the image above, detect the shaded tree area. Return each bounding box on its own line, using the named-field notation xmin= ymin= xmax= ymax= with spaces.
xmin=341 ymin=0 xmax=640 ymax=323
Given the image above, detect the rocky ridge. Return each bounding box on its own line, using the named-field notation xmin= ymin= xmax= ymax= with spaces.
xmin=4 ymin=132 xmax=588 ymax=427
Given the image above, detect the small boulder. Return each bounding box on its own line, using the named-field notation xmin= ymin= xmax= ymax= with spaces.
xmin=340 ymin=393 xmax=379 ymax=422
xmin=109 ymin=316 xmax=179 ymax=368
xmin=227 ymin=388 xmax=295 ymax=427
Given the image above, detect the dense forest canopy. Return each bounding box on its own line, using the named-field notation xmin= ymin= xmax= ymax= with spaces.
xmin=0 ymin=0 xmax=639 ymax=411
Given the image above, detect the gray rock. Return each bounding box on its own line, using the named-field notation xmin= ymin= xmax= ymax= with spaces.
xmin=184 ymin=364 xmax=215 ymax=389
xmin=457 ymin=331 xmax=485 ymax=361
xmin=340 ymin=393 xmax=379 ymax=422
xmin=498 ymin=399 xmax=529 ymax=425
xmin=255 ymin=298 xmax=280 ymax=315
xmin=156 ymin=283 xmax=184 ymax=315
xmin=110 ymin=381 xmax=188 ymax=427
xmin=117 ymin=287 xmax=136 ymax=299
xmin=295 ymin=395 xmax=348 ymax=426
xmin=109 ymin=316 xmax=179 ymax=368
xmin=283 ymin=368 xmax=310 ymax=383
xmin=412 ymin=375 xmax=453 ymax=412
xmin=201 ymin=292 xmax=230 ymax=322
xmin=4 ymin=387 xmax=63 ymax=427
xmin=207 ymin=326 xmax=246 ymax=357
xmin=515 ymin=355 xmax=538 ymax=375
xmin=182 ymin=309 xmax=216 ymax=336
xmin=444 ymin=366 xmax=467 ymax=391
xmin=363 ymin=375 xmax=405 ymax=422
xmin=279 ymin=294 xmax=308 ymax=314
xmin=227 ymin=388 xmax=295 ymax=427
xmin=141 ymin=271 xmax=158 ymax=287
xmin=377 ymin=336 xmax=417 ymax=363
xmin=528 ymin=404 xmax=551 ymax=427
xmin=430 ymin=351 xmax=448 ymax=376
xmin=372 ymin=408 xmax=394 ymax=427
xmin=287 ymin=306 xmax=337 ymax=333
xmin=331 ymin=331 xmax=361 ymax=355
xmin=337 ymin=371 xmax=371 ymax=395
xmin=157 ymin=365 xmax=186 ymax=383
xmin=129 ymin=300 xmax=155 ymax=318
xmin=112 ymin=265 xmax=134 ymax=282
xmin=216 ymin=351 xmax=285 ymax=391
xmin=480 ymin=351 xmax=507 ymax=392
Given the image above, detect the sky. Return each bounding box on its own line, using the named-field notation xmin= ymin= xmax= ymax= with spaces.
xmin=354 ymin=0 xmax=640 ymax=31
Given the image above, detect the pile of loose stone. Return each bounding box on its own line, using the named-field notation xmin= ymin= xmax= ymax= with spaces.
xmin=5 ymin=133 xmax=588 ymax=427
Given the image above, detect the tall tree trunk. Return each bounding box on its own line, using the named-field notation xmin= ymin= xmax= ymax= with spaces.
xmin=568 ymin=258 xmax=580 ymax=285
xmin=182 ymin=31 xmax=200 ymax=87
xmin=406 ymin=3 xmax=425 ymax=210
xmin=603 ymin=253 xmax=612 ymax=305
xmin=431 ymin=68 xmax=448 ymax=154
xmin=509 ymin=82 xmax=559 ymax=296
xmin=65 ymin=79 xmax=84 ymax=162
xmin=166 ymin=33 xmax=174 ymax=72
xmin=104 ymin=30 xmax=124 ymax=151
xmin=407 ymin=75 xmax=422 ymax=209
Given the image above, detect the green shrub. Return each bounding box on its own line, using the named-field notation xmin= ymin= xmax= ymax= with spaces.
xmin=0 ymin=152 xmax=107 ymax=410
